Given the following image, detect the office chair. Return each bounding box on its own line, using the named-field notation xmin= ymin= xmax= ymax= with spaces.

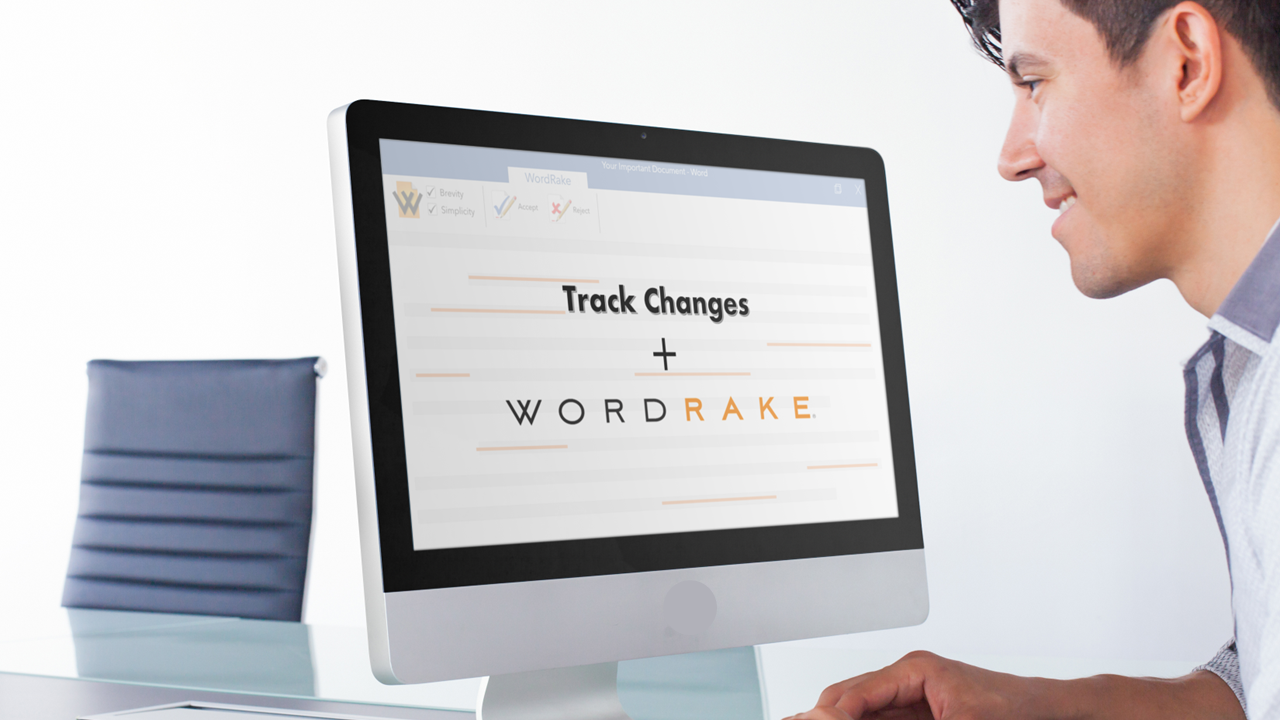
xmin=62 ymin=358 xmax=323 ymax=622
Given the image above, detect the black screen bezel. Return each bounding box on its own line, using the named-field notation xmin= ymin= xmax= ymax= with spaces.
xmin=342 ymin=100 xmax=923 ymax=593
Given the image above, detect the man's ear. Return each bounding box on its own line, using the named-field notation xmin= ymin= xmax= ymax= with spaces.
xmin=1165 ymin=1 xmax=1223 ymax=122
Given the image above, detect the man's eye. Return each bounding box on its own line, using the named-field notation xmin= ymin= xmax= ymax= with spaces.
xmin=1021 ymin=78 xmax=1042 ymax=94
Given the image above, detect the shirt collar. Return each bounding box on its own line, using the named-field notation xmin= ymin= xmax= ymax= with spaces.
xmin=1208 ymin=216 xmax=1280 ymax=355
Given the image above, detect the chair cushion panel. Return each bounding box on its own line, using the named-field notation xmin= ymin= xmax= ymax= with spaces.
xmin=71 ymin=517 xmax=309 ymax=557
xmin=76 ymin=484 xmax=310 ymax=525
xmin=83 ymin=359 xmax=318 ymax=457
xmin=80 ymin=454 xmax=313 ymax=492
xmin=66 ymin=547 xmax=306 ymax=591
xmin=61 ymin=577 xmax=303 ymax=622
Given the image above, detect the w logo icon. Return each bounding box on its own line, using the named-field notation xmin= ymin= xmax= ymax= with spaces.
xmin=393 ymin=181 xmax=423 ymax=218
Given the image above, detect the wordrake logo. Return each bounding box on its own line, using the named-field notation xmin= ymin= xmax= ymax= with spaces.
xmin=504 ymin=396 xmax=813 ymax=426
xmin=393 ymin=182 xmax=425 ymax=218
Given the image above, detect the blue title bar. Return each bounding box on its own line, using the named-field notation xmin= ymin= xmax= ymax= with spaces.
xmin=379 ymin=139 xmax=866 ymax=208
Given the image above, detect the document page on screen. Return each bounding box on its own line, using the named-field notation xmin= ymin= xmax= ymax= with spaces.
xmin=378 ymin=140 xmax=898 ymax=551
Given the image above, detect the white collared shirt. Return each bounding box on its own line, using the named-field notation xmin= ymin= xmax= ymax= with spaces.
xmin=1186 ymin=220 xmax=1280 ymax=718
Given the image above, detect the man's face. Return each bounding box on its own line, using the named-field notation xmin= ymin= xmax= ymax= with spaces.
xmin=998 ymin=0 xmax=1189 ymax=298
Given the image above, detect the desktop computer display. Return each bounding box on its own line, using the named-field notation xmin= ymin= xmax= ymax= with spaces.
xmin=382 ymin=138 xmax=897 ymax=553
xmin=328 ymin=101 xmax=926 ymax=713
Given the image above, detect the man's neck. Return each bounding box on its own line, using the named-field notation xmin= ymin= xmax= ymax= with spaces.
xmin=1168 ymin=57 xmax=1280 ymax=317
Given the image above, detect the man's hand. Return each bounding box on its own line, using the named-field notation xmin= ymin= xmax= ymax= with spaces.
xmin=783 ymin=651 xmax=1245 ymax=720
xmin=784 ymin=651 xmax=1049 ymax=720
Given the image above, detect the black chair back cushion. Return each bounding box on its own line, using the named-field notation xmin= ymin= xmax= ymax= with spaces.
xmin=62 ymin=358 xmax=320 ymax=621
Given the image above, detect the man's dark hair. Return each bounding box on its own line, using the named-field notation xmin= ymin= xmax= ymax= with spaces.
xmin=950 ymin=0 xmax=1280 ymax=109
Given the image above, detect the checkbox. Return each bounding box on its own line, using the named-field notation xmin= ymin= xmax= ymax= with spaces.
xmin=424 ymin=186 xmax=437 ymax=197
xmin=425 ymin=204 xmax=438 ymax=216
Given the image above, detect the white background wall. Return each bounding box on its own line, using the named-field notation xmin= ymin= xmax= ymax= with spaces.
xmin=1 ymin=1 xmax=1232 ymax=715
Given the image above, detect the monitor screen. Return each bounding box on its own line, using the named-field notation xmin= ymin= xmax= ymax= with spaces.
xmin=376 ymin=140 xmax=898 ymax=553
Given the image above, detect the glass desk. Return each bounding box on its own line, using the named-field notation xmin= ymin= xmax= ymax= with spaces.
xmin=0 ymin=608 xmax=768 ymax=720
xmin=0 ymin=608 xmax=1202 ymax=719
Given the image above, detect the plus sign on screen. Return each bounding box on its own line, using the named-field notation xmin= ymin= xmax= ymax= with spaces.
xmin=652 ymin=338 xmax=676 ymax=371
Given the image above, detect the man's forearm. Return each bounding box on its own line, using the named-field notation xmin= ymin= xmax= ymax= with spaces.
xmin=1041 ymin=670 xmax=1244 ymax=720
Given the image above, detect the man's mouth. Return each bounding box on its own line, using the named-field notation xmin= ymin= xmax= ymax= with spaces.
xmin=1058 ymin=194 xmax=1076 ymax=215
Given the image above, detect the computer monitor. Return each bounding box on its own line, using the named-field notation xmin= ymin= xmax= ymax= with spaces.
xmin=327 ymin=101 xmax=927 ymax=715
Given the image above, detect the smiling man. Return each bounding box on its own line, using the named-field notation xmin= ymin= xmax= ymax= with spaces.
xmin=791 ymin=1 xmax=1280 ymax=719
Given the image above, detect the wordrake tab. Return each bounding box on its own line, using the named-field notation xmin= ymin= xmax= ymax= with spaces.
xmin=508 ymin=167 xmax=590 ymax=189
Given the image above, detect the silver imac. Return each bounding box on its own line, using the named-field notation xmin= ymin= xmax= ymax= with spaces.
xmin=328 ymin=101 xmax=927 ymax=718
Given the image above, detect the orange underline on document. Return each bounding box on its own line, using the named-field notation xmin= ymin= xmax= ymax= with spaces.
xmin=807 ymin=463 xmax=879 ymax=470
xmin=415 ymin=373 xmax=470 ymax=378
xmin=431 ymin=308 xmax=566 ymax=315
xmin=634 ymin=372 xmax=752 ymax=377
xmin=475 ymin=444 xmax=569 ymax=452
xmin=662 ymin=495 xmax=778 ymax=506
xmin=767 ymin=343 xmax=871 ymax=348
xmin=468 ymin=275 xmax=600 ymax=284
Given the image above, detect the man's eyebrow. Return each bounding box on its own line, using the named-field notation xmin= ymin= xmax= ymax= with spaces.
xmin=1006 ymin=51 xmax=1050 ymax=78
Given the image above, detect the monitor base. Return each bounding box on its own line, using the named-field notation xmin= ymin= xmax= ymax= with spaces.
xmin=476 ymin=647 xmax=766 ymax=720
xmin=477 ymin=661 xmax=631 ymax=720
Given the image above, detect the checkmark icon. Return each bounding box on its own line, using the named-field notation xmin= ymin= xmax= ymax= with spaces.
xmin=426 ymin=204 xmax=438 ymax=215
xmin=424 ymin=186 xmax=436 ymax=197
xmin=493 ymin=194 xmax=516 ymax=219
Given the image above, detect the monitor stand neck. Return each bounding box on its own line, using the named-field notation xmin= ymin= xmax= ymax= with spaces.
xmin=477 ymin=661 xmax=632 ymax=720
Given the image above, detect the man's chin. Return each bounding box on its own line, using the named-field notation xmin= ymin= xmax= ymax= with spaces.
xmin=1068 ymin=262 xmax=1149 ymax=300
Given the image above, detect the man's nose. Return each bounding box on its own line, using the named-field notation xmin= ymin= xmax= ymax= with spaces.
xmin=997 ymin=104 xmax=1044 ymax=182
